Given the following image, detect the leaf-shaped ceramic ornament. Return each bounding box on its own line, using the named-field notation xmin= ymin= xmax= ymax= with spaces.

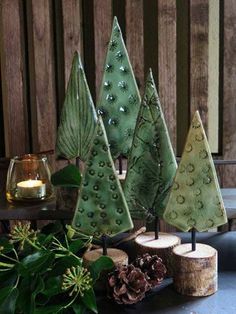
xmin=124 ymin=70 xmax=177 ymax=221
xmin=97 ymin=17 xmax=141 ymax=159
xmin=56 ymin=51 xmax=97 ymax=161
xmin=72 ymin=117 xmax=133 ymax=238
xmin=51 ymin=164 xmax=81 ymax=188
xmin=164 ymin=111 xmax=227 ymax=232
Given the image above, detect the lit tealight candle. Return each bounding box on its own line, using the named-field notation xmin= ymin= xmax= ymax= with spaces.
xmin=17 ymin=179 xmax=46 ymax=199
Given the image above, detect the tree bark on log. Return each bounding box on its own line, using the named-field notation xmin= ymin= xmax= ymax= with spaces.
xmin=83 ymin=248 xmax=129 ymax=291
xmin=83 ymin=248 xmax=129 ymax=267
xmin=173 ymin=243 xmax=217 ymax=296
xmin=135 ymin=232 xmax=181 ymax=275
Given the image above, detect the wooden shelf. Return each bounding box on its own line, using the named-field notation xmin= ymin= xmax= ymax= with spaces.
xmin=0 ymin=199 xmax=73 ymax=220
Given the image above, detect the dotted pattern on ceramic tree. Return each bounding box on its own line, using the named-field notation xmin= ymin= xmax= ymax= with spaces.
xmin=72 ymin=118 xmax=133 ymax=238
xmin=163 ymin=111 xmax=227 ymax=232
xmin=97 ymin=17 xmax=141 ymax=158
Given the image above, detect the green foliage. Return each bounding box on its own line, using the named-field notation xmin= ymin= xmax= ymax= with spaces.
xmin=124 ymin=70 xmax=177 ymax=221
xmin=97 ymin=17 xmax=141 ymax=158
xmin=0 ymin=221 xmax=113 ymax=313
xmin=164 ymin=111 xmax=227 ymax=231
xmin=72 ymin=117 xmax=133 ymax=238
xmin=56 ymin=51 xmax=97 ymax=161
xmin=89 ymin=256 xmax=114 ymax=282
xmin=51 ymin=164 xmax=82 ymax=188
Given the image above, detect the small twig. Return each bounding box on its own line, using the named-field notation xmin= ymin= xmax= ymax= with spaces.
xmin=115 ymin=227 xmax=146 ymax=246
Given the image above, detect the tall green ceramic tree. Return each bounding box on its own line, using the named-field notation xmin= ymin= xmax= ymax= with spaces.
xmin=56 ymin=51 xmax=97 ymax=161
xmin=97 ymin=17 xmax=141 ymax=159
xmin=124 ymin=70 xmax=177 ymax=224
xmin=72 ymin=117 xmax=133 ymax=238
xmin=164 ymin=111 xmax=227 ymax=232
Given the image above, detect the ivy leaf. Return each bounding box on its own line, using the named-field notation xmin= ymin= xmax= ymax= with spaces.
xmin=89 ymin=256 xmax=114 ymax=282
xmin=56 ymin=51 xmax=97 ymax=161
xmin=0 ymin=287 xmax=18 ymax=314
xmin=51 ymin=164 xmax=81 ymax=188
xmin=34 ymin=304 xmax=67 ymax=314
xmin=69 ymin=239 xmax=85 ymax=254
xmin=82 ymin=288 xmax=97 ymax=314
xmin=41 ymin=221 xmax=63 ymax=235
xmin=17 ymin=276 xmax=44 ymax=314
xmin=42 ymin=276 xmax=62 ymax=297
xmin=50 ymin=256 xmax=82 ymax=277
xmin=0 ymin=271 xmax=17 ymax=290
xmin=37 ymin=233 xmax=54 ymax=247
xmin=0 ymin=237 xmax=13 ymax=254
xmin=72 ymin=303 xmax=86 ymax=314
xmin=19 ymin=251 xmax=55 ymax=276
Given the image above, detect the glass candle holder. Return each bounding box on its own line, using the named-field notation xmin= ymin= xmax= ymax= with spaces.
xmin=6 ymin=154 xmax=54 ymax=203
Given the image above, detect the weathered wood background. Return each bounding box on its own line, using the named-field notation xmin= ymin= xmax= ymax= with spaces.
xmin=0 ymin=1 xmax=236 ymax=209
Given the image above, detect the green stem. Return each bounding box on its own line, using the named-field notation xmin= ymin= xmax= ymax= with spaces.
xmin=12 ymin=249 xmax=19 ymax=261
xmin=13 ymin=276 xmax=20 ymax=289
xmin=64 ymin=234 xmax=69 ymax=249
xmin=63 ymin=291 xmax=79 ymax=309
xmin=26 ymin=238 xmax=41 ymax=250
xmin=0 ymin=261 xmax=14 ymax=268
xmin=52 ymin=237 xmax=81 ymax=262
xmin=0 ymin=253 xmax=18 ymax=263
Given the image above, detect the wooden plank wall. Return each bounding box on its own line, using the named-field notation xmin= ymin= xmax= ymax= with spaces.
xmin=0 ymin=0 xmax=236 ymax=228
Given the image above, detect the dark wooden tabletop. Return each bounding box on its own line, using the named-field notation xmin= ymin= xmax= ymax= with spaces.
xmin=97 ymin=232 xmax=236 ymax=314
xmin=0 ymin=198 xmax=74 ymax=220
xmin=97 ymin=272 xmax=236 ymax=314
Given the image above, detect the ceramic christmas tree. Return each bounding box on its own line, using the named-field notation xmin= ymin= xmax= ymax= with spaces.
xmin=97 ymin=17 xmax=141 ymax=160
xmin=72 ymin=116 xmax=133 ymax=266
xmin=124 ymin=70 xmax=180 ymax=272
xmin=164 ymin=111 xmax=227 ymax=296
xmin=56 ymin=51 xmax=97 ymax=161
xmin=53 ymin=51 xmax=97 ymax=210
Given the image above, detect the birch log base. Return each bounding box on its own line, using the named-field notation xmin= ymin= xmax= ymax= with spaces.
xmin=117 ymin=170 xmax=126 ymax=182
xmin=83 ymin=248 xmax=129 ymax=267
xmin=83 ymin=248 xmax=129 ymax=291
xmin=173 ymin=243 xmax=217 ymax=296
xmin=135 ymin=232 xmax=181 ymax=275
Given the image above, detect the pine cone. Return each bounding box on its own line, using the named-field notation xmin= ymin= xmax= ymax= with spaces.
xmin=134 ymin=253 xmax=167 ymax=288
xmin=107 ymin=264 xmax=150 ymax=304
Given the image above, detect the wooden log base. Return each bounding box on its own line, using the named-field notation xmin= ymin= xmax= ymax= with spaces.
xmin=135 ymin=232 xmax=181 ymax=275
xmin=117 ymin=170 xmax=126 ymax=181
xmin=83 ymin=248 xmax=129 ymax=267
xmin=83 ymin=248 xmax=129 ymax=291
xmin=173 ymin=243 xmax=217 ymax=296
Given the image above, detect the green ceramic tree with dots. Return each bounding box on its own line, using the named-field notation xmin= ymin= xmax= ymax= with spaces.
xmin=163 ymin=111 xmax=227 ymax=297
xmin=72 ymin=116 xmax=133 ymax=262
xmin=97 ymin=17 xmax=141 ymax=160
xmin=124 ymin=69 xmax=177 ymax=238
xmin=164 ymin=111 xmax=227 ymax=251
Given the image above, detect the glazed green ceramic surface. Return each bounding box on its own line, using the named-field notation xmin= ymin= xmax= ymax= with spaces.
xmin=163 ymin=111 xmax=227 ymax=232
xmin=56 ymin=51 xmax=97 ymax=161
xmin=97 ymin=17 xmax=141 ymax=159
xmin=72 ymin=117 xmax=133 ymax=238
xmin=124 ymin=70 xmax=177 ymax=221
